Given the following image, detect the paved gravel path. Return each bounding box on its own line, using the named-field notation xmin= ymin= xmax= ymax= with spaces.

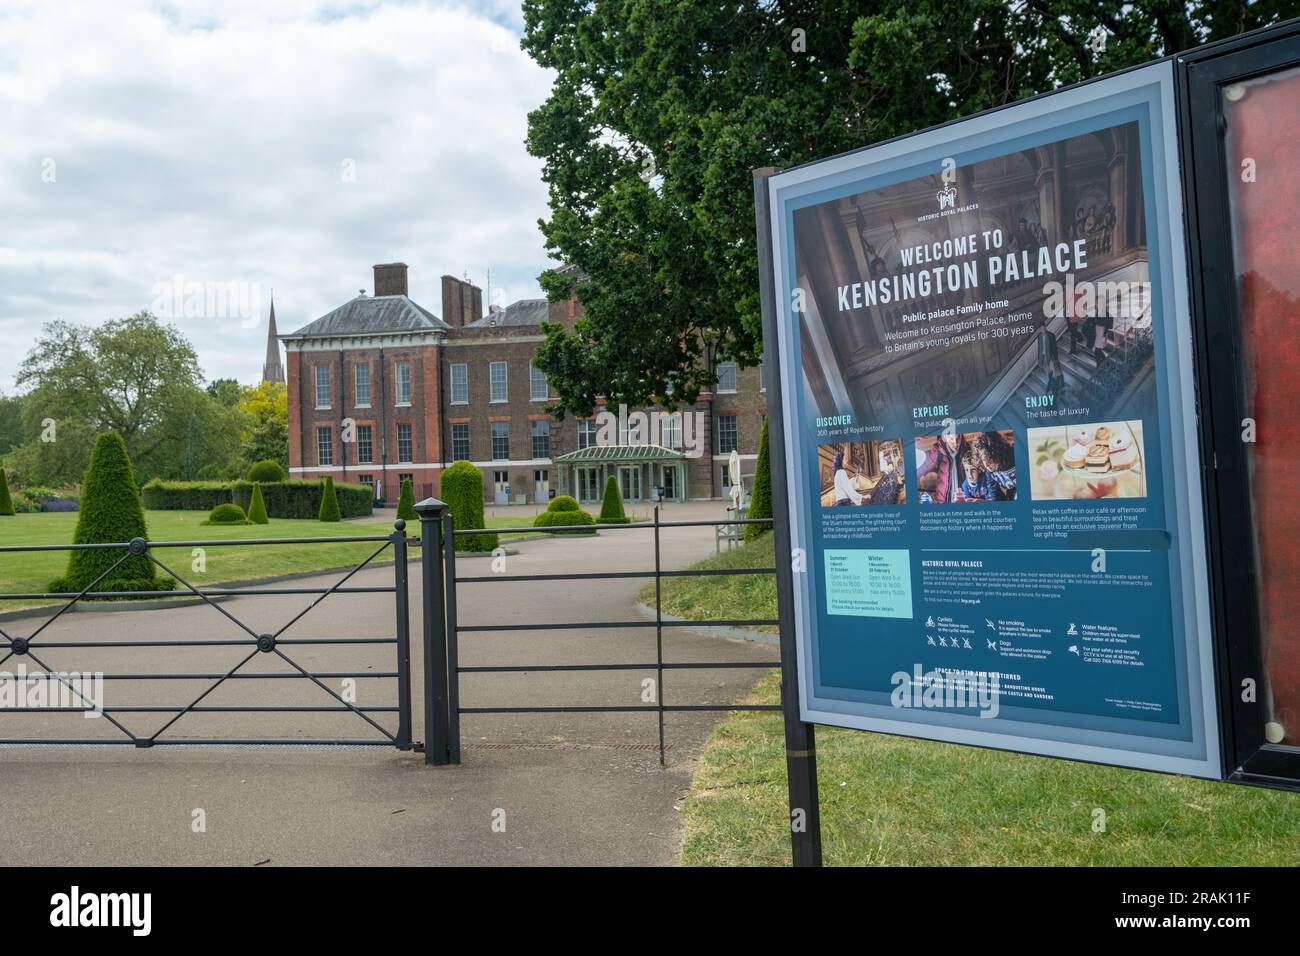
xmin=0 ymin=505 xmax=777 ymax=866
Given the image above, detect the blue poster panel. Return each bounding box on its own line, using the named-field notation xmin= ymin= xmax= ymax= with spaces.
xmin=765 ymin=61 xmax=1221 ymax=777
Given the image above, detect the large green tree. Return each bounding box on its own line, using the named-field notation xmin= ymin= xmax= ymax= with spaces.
xmin=0 ymin=392 xmax=24 ymax=457
xmin=236 ymin=380 xmax=289 ymax=471
xmin=523 ymin=0 xmax=1295 ymax=415
xmin=10 ymin=313 xmax=244 ymax=484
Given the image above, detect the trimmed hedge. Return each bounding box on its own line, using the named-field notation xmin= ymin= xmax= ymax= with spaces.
xmin=232 ymin=480 xmax=369 ymax=519
xmin=442 ymin=461 xmax=497 ymax=552
xmin=141 ymin=480 xmax=231 ymax=511
xmin=246 ymin=482 xmax=269 ymax=524
xmin=396 ymin=477 xmax=416 ymax=521
xmin=599 ymin=475 xmax=630 ymax=523
xmin=318 ymin=476 xmax=341 ymax=522
xmin=533 ymin=508 xmax=596 ymax=534
xmin=546 ymin=495 xmax=580 ymax=513
xmin=0 ymin=468 xmax=13 ymax=516
xmin=246 ymin=459 xmax=288 ymax=483
xmin=52 ymin=432 xmax=174 ymax=594
xmin=745 ymin=416 xmax=773 ymax=542
xmin=203 ymin=503 xmax=249 ymax=525
xmin=143 ymin=479 xmax=372 ymax=519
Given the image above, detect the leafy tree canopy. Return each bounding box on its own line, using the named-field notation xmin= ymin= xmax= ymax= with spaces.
xmin=206 ymin=377 xmax=243 ymax=408
xmin=9 ymin=312 xmax=245 ymax=484
xmin=18 ymin=313 xmax=202 ymax=451
xmin=522 ymin=0 xmax=1292 ymax=415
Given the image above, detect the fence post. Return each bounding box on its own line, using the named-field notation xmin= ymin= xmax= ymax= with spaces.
xmin=442 ymin=511 xmax=461 ymax=765
xmin=653 ymin=505 xmax=666 ymax=765
xmin=392 ymin=518 xmax=413 ymax=750
xmin=415 ymin=497 xmax=450 ymax=765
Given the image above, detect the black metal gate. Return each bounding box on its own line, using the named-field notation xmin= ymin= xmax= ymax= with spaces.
xmin=412 ymin=499 xmax=780 ymax=766
xmin=0 ymin=523 xmax=416 ymax=749
xmin=3 ymin=505 xmax=778 ymax=760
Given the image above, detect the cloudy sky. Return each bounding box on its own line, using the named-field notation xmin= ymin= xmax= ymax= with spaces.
xmin=0 ymin=0 xmax=555 ymax=393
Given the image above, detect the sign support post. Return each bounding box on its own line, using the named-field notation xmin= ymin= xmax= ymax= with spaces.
xmin=753 ymin=166 xmax=823 ymax=867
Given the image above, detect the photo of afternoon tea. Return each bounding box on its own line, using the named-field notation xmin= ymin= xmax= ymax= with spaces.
xmin=1028 ymin=421 xmax=1147 ymax=500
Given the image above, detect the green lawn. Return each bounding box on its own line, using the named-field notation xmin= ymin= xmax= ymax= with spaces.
xmin=0 ymin=510 xmax=624 ymax=612
xmin=639 ymin=530 xmax=777 ymax=632
xmin=0 ymin=511 xmax=403 ymax=612
xmin=665 ymin=537 xmax=1300 ymax=866
xmin=685 ymin=672 xmax=1300 ymax=866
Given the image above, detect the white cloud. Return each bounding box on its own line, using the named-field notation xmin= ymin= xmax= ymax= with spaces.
xmin=0 ymin=0 xmax=554 ymax=392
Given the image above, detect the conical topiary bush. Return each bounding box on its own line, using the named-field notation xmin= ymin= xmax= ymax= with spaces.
xmin=52 ymin=432 xmax=173 ymax=593
xmin=396 ymin=477 xmax=416 ymax=521
xmin=441 ymin=461 xmax=497 ymax=552
xmin=247 ymin=481 xmax=269 ymax=524
xmin=745 ymin=416 xmax=772 ymax=542
xmin=318 ymin=476 xmax=341 ymax=522
xmin=599 ymin=474 xmax=628 ymax=524
xmin=0 ymin=467 xmax=14 ymax=516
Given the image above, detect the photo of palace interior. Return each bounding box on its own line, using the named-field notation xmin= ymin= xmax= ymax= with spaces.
xmin=793 ymin=121 xmax=1155 ymax=434
xmin=816 ymin=439 xmax=905 ymax=506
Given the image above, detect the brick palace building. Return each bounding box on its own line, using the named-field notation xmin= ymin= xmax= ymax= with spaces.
xmin=275 ymin=262 xmax=767 ymax=505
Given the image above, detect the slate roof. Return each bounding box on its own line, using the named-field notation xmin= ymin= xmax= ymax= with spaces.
xmin=465 ymin=298 xmax=548 ymax=329
xmin=283 ymin=294 xmax=449 ymax=339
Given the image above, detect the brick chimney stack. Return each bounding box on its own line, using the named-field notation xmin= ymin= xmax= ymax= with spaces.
xmin=373 ymin=262 xmax=409 ymax=297
xmin=441 ymin=274 xmax=483 ymax=328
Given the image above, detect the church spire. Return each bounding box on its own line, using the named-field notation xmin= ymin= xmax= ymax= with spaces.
xmin=261 ymin=294 xmax=284 ymax=385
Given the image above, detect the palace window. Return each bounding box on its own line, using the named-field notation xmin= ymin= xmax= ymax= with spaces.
xmin=491 ymin=421 xmax=509 ymax=460
xmin=661 ymin=414 xmax=682 ymax=450
xmin=316 ymin=426 xmax=333 ymax=466
xmin=489 ymin=361 xmax=508 ymax=403
xmin=716 ymin=361 xmax=737 ymax=393
xmin=314 ymin=365 xmax=331 ymax=408
xmin=355 ymin=424 xmax=373 ymax=464
xmin=716 ymin=415 xmax=738 ymax=453
xmin=354 ymin=364 xmax=371 ymax=407
xmin=397 ymin=422 xmax=413 ymax=463
xmin=451 ymin=423 xmax=470 ymax=461
xmin=531 ymin=419 xmax=550 ymax=459
xmin=394 ymin=361 xmax=412 ymax=406
xmin=529 ymin=363 xmax=549 ymax=401
xmin=450 ymin=363 xmax=468 ymax=404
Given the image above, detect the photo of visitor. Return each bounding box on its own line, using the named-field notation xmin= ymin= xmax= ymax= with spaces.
xmin=913 ymin=430 xmax=1017 ymax=503
xmin=1028 ymin=421 xmax=1147 ymax=499
xmin=817 ymin=439 xmax=906 ymax=507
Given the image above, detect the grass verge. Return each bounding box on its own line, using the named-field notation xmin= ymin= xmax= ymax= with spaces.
xmin=684 ymin=672 xmax=1300 ymax=865
xmin=670 ymin=536 xmax=1300 ymax=865
xmin=638 ymin=531 xmax=776 ymax=632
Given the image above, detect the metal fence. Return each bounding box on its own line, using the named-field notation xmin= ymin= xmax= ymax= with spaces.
xmin=414 ymin=498 xmax=781 ymax=766
xmin=0 ymin=526 xmax=416 ymax=748
xmin=1 ymin=503 xmax=779 ymax=761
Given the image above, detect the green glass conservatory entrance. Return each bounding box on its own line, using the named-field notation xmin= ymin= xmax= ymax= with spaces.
xmin=555 ymin=444 xmax=688 ymax=503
